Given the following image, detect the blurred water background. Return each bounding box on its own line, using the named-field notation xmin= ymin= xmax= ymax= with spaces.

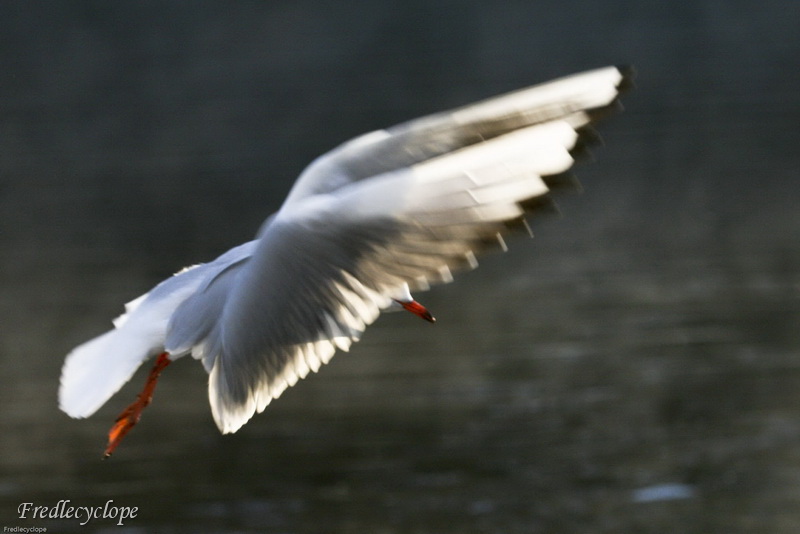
xmin=1 ymin=2 xmax=798 ymax=532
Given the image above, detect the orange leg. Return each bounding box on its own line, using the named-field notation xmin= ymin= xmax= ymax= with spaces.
xmin=104 ymin=351 xmax=171 ymax=459
xmin=395 ymin=299 xmax=436 ymax=323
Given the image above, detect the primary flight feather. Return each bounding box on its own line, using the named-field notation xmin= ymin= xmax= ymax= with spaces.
xmin=58 ymin=65 xmax=633 ymax=456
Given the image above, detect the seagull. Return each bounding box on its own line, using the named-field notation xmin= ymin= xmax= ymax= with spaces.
xmin=59 ymin=65 xmax=633 ymax=457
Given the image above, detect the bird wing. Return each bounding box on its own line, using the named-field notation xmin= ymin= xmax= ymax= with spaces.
xmin=282 ymin=65 xmax=630 ymax=205
xmin=194 ymin=65 xmax=633 ymax=433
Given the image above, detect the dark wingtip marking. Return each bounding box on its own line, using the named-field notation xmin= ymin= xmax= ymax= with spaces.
xmin=615 ymin=64 xmax=636 ymax=92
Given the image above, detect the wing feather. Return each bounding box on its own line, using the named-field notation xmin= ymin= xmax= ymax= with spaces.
xmin=194 ymin=67 xmax=633 ymax=433
xmin=282 ymin=65 xmax=629 ymax=206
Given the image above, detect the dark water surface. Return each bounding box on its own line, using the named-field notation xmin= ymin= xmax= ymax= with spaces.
xmin=1 ymin=2 xmax=799 ymax=533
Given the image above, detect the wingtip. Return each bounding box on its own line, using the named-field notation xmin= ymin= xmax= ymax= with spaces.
xmin=615 ymin=64 xmax=636 ymax=92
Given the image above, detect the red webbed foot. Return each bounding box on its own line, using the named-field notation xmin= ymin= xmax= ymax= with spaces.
xmin=104 ymin=352 xmax=171 ymax=459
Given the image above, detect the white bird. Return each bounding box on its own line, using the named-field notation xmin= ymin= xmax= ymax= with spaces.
xmin=59 ymin=65 xmax=633 ymax=457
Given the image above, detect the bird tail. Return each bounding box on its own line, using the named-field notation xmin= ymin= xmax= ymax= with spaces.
xmin=58 ymin=294 xmax=170 ymax=419
xmin=58 ymin=241 xmax=258 ymax=420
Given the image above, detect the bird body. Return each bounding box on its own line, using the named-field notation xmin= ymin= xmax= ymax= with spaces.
xmin=59 ymin=66 xmax=633 ymax=455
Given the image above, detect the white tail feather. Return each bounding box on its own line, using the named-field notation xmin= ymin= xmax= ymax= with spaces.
xmin=58 ymin=325 xmax=163 ymax=418
xmin=58 ymin=241 xmax=257 ymax=420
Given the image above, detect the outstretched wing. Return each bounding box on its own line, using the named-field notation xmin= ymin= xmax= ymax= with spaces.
xmin=283 ymin=66 xmax=631 ymax=205
xmin=189 ymin=65 xmax=633 ymax=433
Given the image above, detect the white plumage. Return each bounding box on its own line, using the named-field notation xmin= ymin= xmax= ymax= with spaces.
xmin=59 ymin=66 xmax=632 ymax=443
